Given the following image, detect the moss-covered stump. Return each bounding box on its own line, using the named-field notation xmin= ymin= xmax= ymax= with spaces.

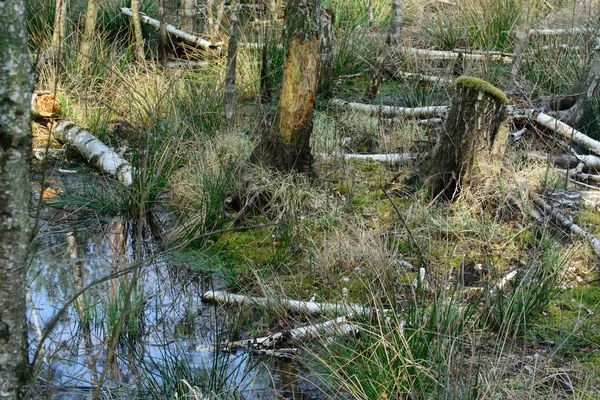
xmin=424 ymin=76 xmax=508 ymax=200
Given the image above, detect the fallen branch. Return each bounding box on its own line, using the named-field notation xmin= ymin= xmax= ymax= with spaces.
xmin=52 ymin=121 xmax=132 ymax=185
xmin=220 ymin=316 xmax=358 ymax=352
xmin=202 ymin=290 xmax=369 ymax=316
xmin=453 ymin=48 xmax=515 ymax=57
xmin=526 ymin=185 xmax=600 ymax=257
xmin=556 ymin=169 xmax=600 ymax=184
xmin=526 ymin=110 xmax=600 ymax=157
xmin=401 ymin=47 xmax=513 ymax=63
xmin=544 ymin=189 xmax=600 ymax=209
xmin=394 ymin=71 xmax=454 ymax=85
xmin=523 ymin=151 xmax=600 ymax=172
xmin=529 ymin=27 xmax=598 ymax=36
xmin=121 ymin=8 xmax=220 ymax=50
xmin=320 ymin=152 xmax=416 ymax=164
xmin=31 ymin=91 xmax=61 ymax=118
xmin=330 ymin=98 xmax=448 ymax=119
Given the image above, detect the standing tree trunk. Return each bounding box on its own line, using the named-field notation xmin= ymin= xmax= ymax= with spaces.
xmin=509 ymin=0 xmax=531 ymax=83
xmin=180 ymin=0 xmax=197 ymax=33
xmin=79 ymin=0 xmax=99 ymax=66
xmin=51 ymin=0 xmax=68 ymax=51
xmin=224 ymin=0 xmax=239 ymax=127
xmin=0 ymin=0 xmax=33 ymax=398
xmin=364 ymin=0 xmax=402 ymax=100
xmin=388 ymin=0 xmax=402 ymax=46
xmin=250 ymin=0 xmax=320 ymax=174
xmin=158 ymin=0 xmax=169 ymax=60
xmin=131 ymin=0 xmax=145 ymax=62
xmin=317 ymin=8 xmax=333 ymax=96
xmin=421 ymin=77 xmax=508 ymax=199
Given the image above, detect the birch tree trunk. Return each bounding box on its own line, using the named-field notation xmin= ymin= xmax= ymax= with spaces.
xmin=158 ymin=0 xmax=169 ymax=60
xmin=250 ymin=0 xmax=320 ymax=174
xmin=388 ymin=0 xmax=402 ymax=46
xmin=224 ymin=0 xmax=239 ymax=126
xmin=421 ymin=77 xmax=508 ymax=199
xmin=509 ymin=0 xmax=531 ymax=82
xmin=0 ymin=0 xmax=33 ymax=398
xmin=180 ymin=0 xmax=197 ymax=34
xmin=51 ymin=0 xmax=68 ymax=51
xmin=79 ymin=0 xmax=99 ymax=66
xmin=317 ymin=8 xmax=333 ymax=96
xmin=131 ymin=0 xmax=145 ymax=62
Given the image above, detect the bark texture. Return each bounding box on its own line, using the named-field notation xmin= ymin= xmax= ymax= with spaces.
xmin=0 ymin=0 xmax=33 ymax=398
xmin=179 ymin=0 xmax=197 ymax=33
xmin=251 ymin=0 xmax=320 ymax=174
xmin=424 ymin=77 xmax=508 ymax=199
xmin=224 ymin=1 xmax=239 ymax=126
xmin=79 ymin=0 xmax=99 ymax=65
xmin=317 ymin=8 xmax=333 ymax=96
xmin=388 ymin=0 xmax=402 ymax=46
xmin=51 ymin=0 xmax=68 ymax=50
xmin=130 ymin=0 xmax=145 ymax=62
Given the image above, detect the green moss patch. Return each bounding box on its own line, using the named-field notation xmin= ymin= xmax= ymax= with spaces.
xmin=456 ymin=76 xmax=508 ymax=104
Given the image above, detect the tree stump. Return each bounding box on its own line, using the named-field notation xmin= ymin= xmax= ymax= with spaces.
xmin=423 ymin=77 xmax=508 ymax=200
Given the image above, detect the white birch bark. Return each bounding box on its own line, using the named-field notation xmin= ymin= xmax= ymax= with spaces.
xmin=179 ymin=0 xmax=197 ymax=34
xmin=53 ymin=121 xmax=133 ymax=185
xmin=121 ymin=8 xmax=220 ymax=50
xmin=51 ymin=0 xmax=68 ymax=50
xmin=527 ymin=110 xmax=600 ymax=156
xmin=203 ymin=290 xmax=370 ymax=316
xmin=0 ymin=0 xmax=33 ymax=397
xmin=330 ymin=98 xmax=449 ymax=118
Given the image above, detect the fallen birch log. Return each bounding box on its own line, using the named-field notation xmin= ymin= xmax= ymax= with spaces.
xmin=121 ymin=8 xmax=221 ymax=50
xmin=330 ymin=98 xmax=448 ymax=119
xmin=453 ymin=48 xmax=515 ymax=57
xmin=526 ymin=186 xmax=600 ymax=257
xmin=544 ymin=189 xmax=600 ymax=210
xmin=523 ymin=151 xmax=600 ymax=171
xmin=227 ymin=316 xmax=357 ymax=351
xmin=52 ymin=121 xmax=132 ymax=185
xmin=556 ymin=169 xmax=600 ymax=184
xmin=320 ymin=152 xmax=416 ymax=164
xmin=526 ymin=110 xmax=600 ymax=157
xmin=529 ymin=27 xmax=598 ymax=36
xmin=202 ymin=290 xmax=369 ymax=316
xmin=401 ymin=47 xmax=513 ymax=64
xmin=31 ymin=91 xmax=61 ymax=118
xmin=394 ymin=71 xmax=454 ymax=85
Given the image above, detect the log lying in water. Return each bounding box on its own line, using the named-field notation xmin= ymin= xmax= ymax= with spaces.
xmin=31 ymin=91 xmax=61 ymax=118
xmin=52 ymin=121 xmax=132 ymax=185
xmin=202 ymin=290 xmax=369 ymax=316
xmin=121 ymin=8 xmax=221 ymax=50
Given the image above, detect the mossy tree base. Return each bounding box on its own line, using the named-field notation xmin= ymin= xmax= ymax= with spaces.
xmin=420 ymin=76 xmax=508 ymax=200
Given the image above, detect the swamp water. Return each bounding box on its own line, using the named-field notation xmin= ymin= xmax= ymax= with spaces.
xmin=27 ymin=184 xmax=328 ymax=399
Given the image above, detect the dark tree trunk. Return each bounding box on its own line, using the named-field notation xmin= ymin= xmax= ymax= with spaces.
xmin=0 ymin=0 xmax=33 ymax=398
xmin=388 ymin=0 xmax=402 ymax=46
xmin=423 ymin=77 xmax=508 ymax=199
xmin=251 ymin=0 xmax=320 ymax=175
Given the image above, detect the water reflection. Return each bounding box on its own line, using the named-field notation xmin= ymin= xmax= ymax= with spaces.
xmin=27 ymin=213 xmax=326 ymax=399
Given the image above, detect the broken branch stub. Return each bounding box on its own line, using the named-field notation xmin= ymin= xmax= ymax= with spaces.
xmin=53 ymin=121 xmax=132 ymax=185
xmin=31 ymin=91 xmax=61 ymax=118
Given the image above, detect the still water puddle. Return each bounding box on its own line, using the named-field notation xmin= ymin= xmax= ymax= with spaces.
xmin=28 ymin=207 xmax=326 ymax=399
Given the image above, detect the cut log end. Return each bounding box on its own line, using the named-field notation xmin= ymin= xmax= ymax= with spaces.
xmin=31 ymin=92 xmax=62 ymax=118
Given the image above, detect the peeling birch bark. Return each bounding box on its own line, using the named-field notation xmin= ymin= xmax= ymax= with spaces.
xmin=526 ymin=110 xmax=600 ymax=156
xmin=121 ymin=8 xmax=221 ymax=51
xmin=330 ymin=98 xmax=448 ymax=119
xmin=53 ymin=121 xmax=133 ymax=185
xmin=202 ymin=290 xmax=370 ymax=316
xmin=524 ymin=151 xmax=600 ymax=172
